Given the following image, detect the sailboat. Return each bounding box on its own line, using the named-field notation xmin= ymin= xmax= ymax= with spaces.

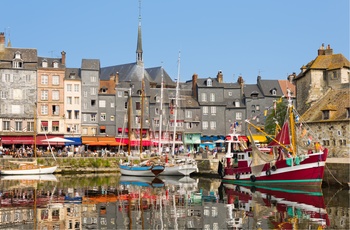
xmin=158 ymin=53 xmax=198 ymax=176
xmin=119 ymin=72 xmax=164 ymax=177
xmin=0 ymin=103 xmax=58 ymax=175
xmin=219 ymin=89 xmax=328 ymax=186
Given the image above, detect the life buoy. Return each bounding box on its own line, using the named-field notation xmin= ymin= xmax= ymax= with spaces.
xmin=250 ymin=175 xmax=256 ymax=182
xmin=266 ymin=169 xmax=271 ymax=176
xmin=271 ymin=165 xmax=277 ymax=171
xmin=235 ymin=173 xmax=240 ymax=180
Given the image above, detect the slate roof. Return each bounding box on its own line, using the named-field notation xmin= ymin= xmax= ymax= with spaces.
xmin=258 ymin=78 xmax=283 ymax=97
xmin=38 ymin=56 xmax=65 ymax=69
xmin=0 ymin=47 xmax=37 ymax=68
xmin=146 ymin=66 xmax=175 ymax=87
xmin=100 ymin=62 xmax=153 ymax=83
xmin=81 ymin=59 xmax=100 ymax=70
xmin=243 ymin=84 xmax=264 ymax=98
xmin=65 ymin=68 xmax=81 ymax=80
xmin=301 ymin=88 xmax=350 ymax=122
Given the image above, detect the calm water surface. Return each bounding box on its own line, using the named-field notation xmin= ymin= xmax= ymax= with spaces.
xmin=0 ymin=174 xmax=348 ymax=229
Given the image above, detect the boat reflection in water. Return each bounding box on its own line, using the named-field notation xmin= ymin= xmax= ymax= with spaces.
xmin=221 ymin=183 xmax=330 ymax=229
xmin=0 ymin=175 xmax=334 ymax=229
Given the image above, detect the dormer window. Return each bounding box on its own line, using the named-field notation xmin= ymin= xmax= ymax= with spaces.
xmin=270 ymin=88 xmax=277 ymax=95
xmin=42 ymin=59 xmax=48 ymax=68
xmin=206 ymin=78 xmax=212 ymax=87
xmin=101 ymin=86 xmax=107 ymax=93
xmin=322 ymin=110 xmax=330 ymax=120
xmin=12 ymin=51 xmax=23 ymax=68
xmin=69 ymin=73 xmax=76 ymax=79
xmin=155 ymin=96 xmax=160 ymax=103
xmin=234 ymin=100 xmax=240 ymax=107
xmin=251 ymin=91 xmax=259 ymax=98
xmin=53 ymin=61 xmax=59 ymax=68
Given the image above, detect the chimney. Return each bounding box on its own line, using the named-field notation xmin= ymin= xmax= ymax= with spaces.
xmin=237 ymin=75 xmax=244 ymax=96
xmin=217 ymin=70 xmax=223 ymax=83
xmin=325 ymin=44 xmax=333 ymax=55
xmin=318 ymin=43 xmax=325 ymax=56
xmin=115 ymin=72 xmax=119 ymax=85
xmin=0 ymin=32 xmax=5 ymax=52
xmin=192 ymin=73 xmax=198 ymax=99
xmin=287 ymin=72 xmax=296 ymax=83
xmin=61 ymin=51 xmax=66 ymax=65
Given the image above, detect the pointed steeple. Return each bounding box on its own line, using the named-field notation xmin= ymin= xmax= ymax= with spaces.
xmin=136 ymin=0 xmax=143 ymax=65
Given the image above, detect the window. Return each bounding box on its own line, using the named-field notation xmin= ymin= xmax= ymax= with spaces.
xmin=67 ymin=110 xmax=72 ymax=119
xmin=323 ymin=110 xmax=330 ymax=120
xmin=235 ymin=100 xmax=240 ymax=107
xmin=136 ymin=102 xmax=141 ymax=110
xmin=3 ymin=121 xmax=10 ymax=130
xmin=110 ymin=115 xmax=115 ymax=121
xmin=67 ymin=84 xmax=72 ymax=92
xmin=206 ymin=79 xmax=212 ymax=86
xmin=41 ymin=75 xmax=48 ymax=85
xmin=110 ymin=102 xmax=115 ymax=108
xmin=186 ymin=122 xmax=193 ymax=129
xmin=42 ymin=60 xmax=48 ymax=67
xmin=41 ymin=105 xmax=48 ymax=115
xmin=41 ymin=91 xmax=48 ymax=100
xmin=74 ymin=111 xmax=79 ymax=119
xmin=41 ymin=121 xmax=48 ymax=132
xmin=210 ymin=121 xmax=216 ymax=130
xmin=74 ymin=97 xmax=79 ymax=104
xmin=90 ymin=76 xmax=97 ymax=82
xmin=52 ymin=75 xmax=59 ymax=85
xmin=91 ymin=88 xmax=97 ymax=95
xmin=52 ymin=121 xmax=59 ymax=132
xmin=346 ymin=108 xmax=350 ymax=118
xmin=154 ymin=119 xmax=159 ymax=127
xmin=90 ymin=114 xmax=96 ymax=122
xmin=203 ymin=106 xmax=208 ymax=115
xmin=83 ymin=91 xmax=87 ymax=97
xmin=236 ymin=112 xmax=242 ymax=120
xmin=202 ymin=121 xmax=208 ymax=130
xmin=53 ymin=61 xmax=58 ymax=68
xmin=135 ymin=115 xmax=141 ymax=124
xmin=201 ymin=93 xmax=207 ymax=102
xmin=155 ymin=108 xmax=160 ymax=115
xmin=74 ymin=84 xmax=79 ymax=92
xmin=100 ymin=126 xmax=106 ymax=134
xmin=83 ymin=103 xmax=87 ymax=109
xmin=211 ymin=106 xmax=216 ymax=115
xmin=186 ymin=110 xmax=192 ymax=118
xmin=228 ymin=92 xmax=232 ymax=96
xmin=91 ymin=100 xmax=96 ymax=106
xmin=67 ymin=97 xmax=72 ymax=105
xmin=124 ymin=102 xmax=128 ymax=109
xmin=210 ymin=93 xmax=215 ymax=102
xmin=124 ymin=91 xmax=129 ymax=97
xmin=118 ymin=91 xmax=123 ymax=97
xmin=52 ymin=91 xmax=59 ymax=100
xmin=83 ymin=114 xmax=87 ymax=122
xmin=256 ymin=105 xmax=260 ymax=111
xmin=100 ymin=113 xmax=106 ymax=121
xmin=52 ymin=105 xmax=60 ymax=115
xmin=99 ymin=100 xmax=106 ymax=108
xmin=82 ymin=128 xmax=88 ymax=135
xmin=2 ymin=74 xmax=12 ymax=82
xmin=1 ymin=91 xmax=8 ymax=99
xmin=25 ymin=75 xmax=31 ymax=82
xmin=271 ymin=89 xmax=277 ymax=95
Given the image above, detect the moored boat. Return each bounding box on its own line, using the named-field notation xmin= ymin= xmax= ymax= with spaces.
xmin=219 ymin=89 xmax=328 ymax=186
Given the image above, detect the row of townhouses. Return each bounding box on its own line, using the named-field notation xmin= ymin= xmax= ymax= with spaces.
xmin=0 ymin=25 xmax=349 ymax=156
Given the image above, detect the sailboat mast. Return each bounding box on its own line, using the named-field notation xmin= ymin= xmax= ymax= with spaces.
xmin=158 ymin=68 xmax=164 ymax=156
xmin=128 ymin=88 xmax=132 ymax=155
xmin=34 ymin=102 xmax=37 ymax=158
xmin=140 ymin=76 xmax=145 ymax=155
xmin=172 ymin=52 xmax=181 ymax=156
xmin=287 ymin=89 xmax=297 ymax=156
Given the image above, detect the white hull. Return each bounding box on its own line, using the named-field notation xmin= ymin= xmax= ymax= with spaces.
xmin=119 ymin=168 xmax=157 ymax=177
xmin=0 ymin=165 xmax=58 ymax=175
xmin=161 ymin=164 xmax=198 ymax=176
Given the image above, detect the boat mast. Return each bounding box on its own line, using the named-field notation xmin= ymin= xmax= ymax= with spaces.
xmin=287 ymin=89 xmax=297 ymax=156
xmin=158 ymin=68 xmax=164 ymax=156
xmin=140 ymin=73 xmax=145 ymax=155
xmin=128 ymin=88 xmax=132 ymax=156
xmin=172 ymin=52 xmax=181 ymax=156
xmin=34 ymin=102 xmax=37 ymax=158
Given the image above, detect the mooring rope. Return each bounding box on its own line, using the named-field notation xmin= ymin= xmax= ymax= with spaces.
xmin=325 ymin=164 xmax=344 ymax=186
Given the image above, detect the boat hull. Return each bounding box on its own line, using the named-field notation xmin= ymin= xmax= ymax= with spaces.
xmin=0 ymin=165 xmax=58 ymax=175
xmin=222 ymin=151 xmax=327 ymax=187
xmin=119 ymin=165 xmax=164 ymax=177
xmin=161 ymin=164 xmax=198 ymax=176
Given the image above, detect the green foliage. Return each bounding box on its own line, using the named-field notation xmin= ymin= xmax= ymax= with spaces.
xmin=264 ymin=100 xmax=288 ymax=135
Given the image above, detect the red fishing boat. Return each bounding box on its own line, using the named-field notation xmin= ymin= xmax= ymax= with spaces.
xmin=219 ymin=89 xmax=328 ymax=187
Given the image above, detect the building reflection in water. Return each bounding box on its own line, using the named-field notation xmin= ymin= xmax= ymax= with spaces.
xmin=0 ymin=174 xmax=348 ymax=229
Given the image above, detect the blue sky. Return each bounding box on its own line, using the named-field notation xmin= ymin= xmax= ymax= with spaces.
xmin=2 ymin=0 xmax=349 ymax=83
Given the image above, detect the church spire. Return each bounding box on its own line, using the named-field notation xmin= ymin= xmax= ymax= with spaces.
xmin=136 ymin=0 xmax=143 ymax=64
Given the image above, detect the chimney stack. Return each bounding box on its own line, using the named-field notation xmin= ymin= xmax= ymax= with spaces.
xmin=217 ymin=70 xmax=223 ymax=83
xmin=325 ymin=44 xmax=333 ymax=55
xmin=318 ymin=43 xmax=325 ymax=56
xmin=115 ymin=72 xmax=119 ymax=85
xmin=192 ymin=73 xmax=198 ymax=99
xmin=0 ymin=32 xmax=5 ymax=52
xmin=61 ymin=51 xmax=66 ymax=65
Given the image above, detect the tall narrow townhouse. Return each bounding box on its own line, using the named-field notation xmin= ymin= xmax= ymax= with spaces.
xmin=37 ymin=51 xmax=66 ymax=142
xmin=64 ymin=68 xmax=82 ymax=145
xmin=0 ymin=32 xmax=38 ymax=147
xmin=81 ymin=59 xmax=100 ymax=136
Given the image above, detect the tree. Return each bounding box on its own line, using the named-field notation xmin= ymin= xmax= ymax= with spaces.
xmin=264 ymin=99 xmax=288 ymax=135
